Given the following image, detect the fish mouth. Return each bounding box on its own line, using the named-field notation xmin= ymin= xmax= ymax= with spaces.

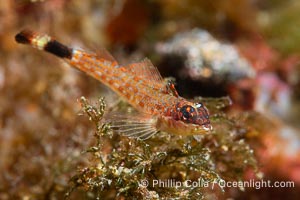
xmin=191 ymin=122 xmax=213 ymax=134
xmin=202 ymin=123 xmax=213 ymax=131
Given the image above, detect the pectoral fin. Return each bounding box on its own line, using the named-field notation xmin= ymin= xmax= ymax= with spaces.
xmin=105 ymin=113 xmax=158 ymax=140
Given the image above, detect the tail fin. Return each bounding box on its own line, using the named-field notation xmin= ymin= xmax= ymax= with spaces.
xmin=15 ymin=30 xmax=73 ymax=59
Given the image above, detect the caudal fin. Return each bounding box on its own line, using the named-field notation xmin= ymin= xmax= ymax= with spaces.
xmin=15 ymin=29 xmax=73 ymax=59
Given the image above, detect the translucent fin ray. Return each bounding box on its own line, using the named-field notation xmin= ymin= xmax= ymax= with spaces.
xmin=95 ymin=47 xmax=118 ymax=64
xmin=104 ymin=112 xmax=158 ymax=140
xmin=123 ymin=58 xmax=180 ymax=96
xmin=125 ymin=58 xmax=164 ymax=83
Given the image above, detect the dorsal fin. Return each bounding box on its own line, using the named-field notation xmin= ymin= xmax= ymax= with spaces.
xmin=125 ymin=58 xmax=164 ymax=83
xmin=123 ymin=58 xmax=179 ymax=97
xmin=166 ymin=81 xmax=179 ymax=97
xmin=123 ymin=58 xmax=165 ymax=92
xmin=95 ymin=47 xmax=117 ymax=64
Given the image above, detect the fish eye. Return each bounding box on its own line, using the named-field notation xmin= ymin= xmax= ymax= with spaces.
xmin=180 ymin=105 xmax=196 ymax=122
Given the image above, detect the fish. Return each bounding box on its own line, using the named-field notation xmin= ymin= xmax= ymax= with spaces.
xmin=15 ymin=29 xmax=212 ymax=140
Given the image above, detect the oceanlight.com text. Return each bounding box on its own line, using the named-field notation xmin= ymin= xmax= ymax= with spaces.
xmin=139 ymin=178 xmax=295 ymax=190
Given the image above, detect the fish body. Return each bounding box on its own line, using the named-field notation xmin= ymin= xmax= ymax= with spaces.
xmin=15 ymin=30 xmax=212 ymax=139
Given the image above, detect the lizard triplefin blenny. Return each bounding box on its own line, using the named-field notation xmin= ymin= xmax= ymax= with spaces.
xmin=15 ymin=30 xmax=212 ymax=140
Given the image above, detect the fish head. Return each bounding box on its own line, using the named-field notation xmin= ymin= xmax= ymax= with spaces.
xmin=177 ymin=102 xmax=210 ymax=125
xmin=159 ymin=101 xmax=212 ymax=135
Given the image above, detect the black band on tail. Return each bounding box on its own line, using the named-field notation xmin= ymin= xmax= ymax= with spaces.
xmin=44 ymin=40 xmax=73 ymax=59
xmin=15 ymin=30 xmax=73 ymax=59
xmin=15 ymin=31 xmax=32 ymax=44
